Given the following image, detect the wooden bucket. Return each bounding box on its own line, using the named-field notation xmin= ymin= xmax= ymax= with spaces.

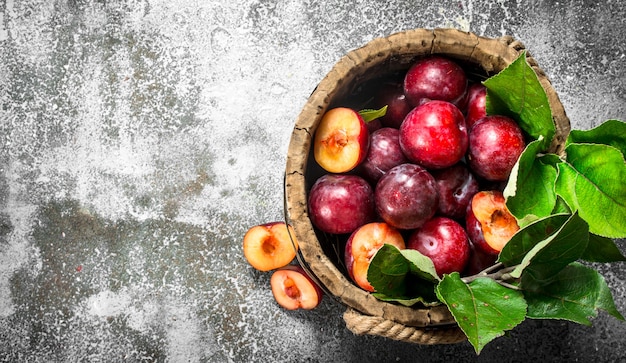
xmin=284 ymin=28 xmax=571 ymax=344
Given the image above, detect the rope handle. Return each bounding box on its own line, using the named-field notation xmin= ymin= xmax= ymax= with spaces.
xmin=343 ymin=308 xmax=467 ymax=345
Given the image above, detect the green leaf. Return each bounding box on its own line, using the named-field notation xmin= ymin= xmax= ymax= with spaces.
xmin=483 ymin=50 xmax=555 ymax=145
xmin=551 ymin=195 xmax=572 ymax=215
xmin=580 ymin=234 xmax=626 ymax=263
xmin=555 ymin=143 xmax=626 ymax=238
xmin=524 ymin=262 xmax=625 ymax=324
xmin=498 ymin=213 xmax=571 ymax=267
xmin=501 ymin=213 xmax=625 ymax=265
xmin=367 ymin=244 xmax=440 ymax=300
xmin=566 ymin=119 xmax=626 ymax=157
xmin=510 ymin=212 xmax=589 ymax=282
xmin=504 ymin=138 xmax=558 ymax=226
xmin=372 ymin=288 xmax=440 ymax=307
xmin=436 ymin=273 xmax=527 ymax=354
xmin=358 ymin=105 xmax=387 ymax=123
xmin=400 ymin=248 xmax=440 ymax=283
xmin=540 ymin=152 xmax=564 ymax=166
xmin=367 ymin=244 xmax=410 ymax=297
xmin=371 ymin=293 xmax=433 ymax=307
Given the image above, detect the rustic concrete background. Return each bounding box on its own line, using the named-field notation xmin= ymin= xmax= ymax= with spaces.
xmin=1 ymin=1 xmax=625 ymax=362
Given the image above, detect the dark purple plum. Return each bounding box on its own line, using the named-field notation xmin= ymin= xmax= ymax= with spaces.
xmin=360 ymin=128 xmax=408 ymax=183
xmin=374 ymin=163 xmax=439 ymax=230
xmin=403 ymin=56 xmax=467 ymax=107
xmin=375 ymin=82 xmax=413 ymax=129
xmin=463 ymin=239 xmax=498 ymax=276
xmin=431 ymin=163 xmax=480 ymax=220
xmin=365 ymin=118 xmax=382 ymax=133
xmin=308 ymin=174 xmax=376 ymax=235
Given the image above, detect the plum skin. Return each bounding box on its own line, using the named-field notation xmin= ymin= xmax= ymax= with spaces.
xmin=360 ymin=127 xmax=408 ymax=183
xmin=308 ymin=174 xmax=376 ymax=235
xmin=406 ymin=216 xmax=470 ymax=276
xmin=403 ymin=56 xmax=468 ymax=107
xmin=374 ymin=163 xmax=439 ymax=230
xmin=431 ymin=162 xmax=480 ymax=220
xmin=399 ymin=100 xmax=469 ymax=170
xmin=375 ymin=82 xmax=413 ymax=129
xmin=464 ymin=239 xmax=498 ymax=276
xmin=465 ymin=83 xmax=487 ymax=128
xmin=467 ymin=115 xmax=526 ymax=181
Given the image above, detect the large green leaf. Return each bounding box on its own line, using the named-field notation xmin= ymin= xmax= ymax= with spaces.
xmin=510 ymin=212 xmax=589 ymax=282
xmin=436 ymin=273 xmax=527 ymax=354
xmin=524 ymin=262 xmax=625 ymax=324
xmin=498 ymin=213 xmax=571 ymax=267
xmin=483 ymin=50 xmax=555 ymax=145
xmin=504 ymin=138 xmax=558 ymax=226
xmin=555 ymin=143 xmax=626 ymax=238
xmin=566 ymin=119 xmax=626 ymax=157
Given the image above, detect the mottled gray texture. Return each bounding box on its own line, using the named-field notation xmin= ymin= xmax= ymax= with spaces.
xmin=1 ymin=0 xmax=625 ymax=362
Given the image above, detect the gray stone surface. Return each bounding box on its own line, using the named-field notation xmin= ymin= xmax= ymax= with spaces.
xmin=1 ymin=1 xmax=625 ymax=362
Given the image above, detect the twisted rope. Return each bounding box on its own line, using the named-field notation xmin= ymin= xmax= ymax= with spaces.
xmin=343 ymin=308 xmax=467 ymax=345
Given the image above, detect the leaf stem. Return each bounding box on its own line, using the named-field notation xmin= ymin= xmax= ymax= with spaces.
xmin=461 ymin=264 xmax=520 ymax=285
xmin=480 ymin=262 xmax=504 ymax=275
xmin=496 ymin=280 xmax=522 ymax=290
